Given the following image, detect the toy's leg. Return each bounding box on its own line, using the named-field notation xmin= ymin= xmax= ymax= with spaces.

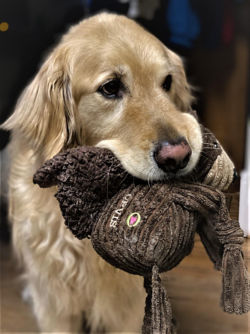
xmin=176 ymin=183 xmax=249 ymax=314
xmin=142 ymin=266 xmax=176 ymax=334
xmin=211 ymin=195 xmax=249 ymax=314
xmin=194 ymin=187 xmax=250 ymax=315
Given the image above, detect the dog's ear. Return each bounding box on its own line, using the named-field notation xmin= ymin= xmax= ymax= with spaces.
xmin=167 ymin=49 xmax=195 ymax=112
xmin=2 ymin=48 xmax=83 ymax=158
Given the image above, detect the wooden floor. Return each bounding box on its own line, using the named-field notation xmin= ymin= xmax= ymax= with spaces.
xmin=1 ymin=236 xmax=249 ymax=334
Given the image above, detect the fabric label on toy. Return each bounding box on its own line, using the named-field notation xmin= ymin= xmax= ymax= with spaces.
xmin=126 ymin=213 xmax=141 ymax=227
xmin=110 ymin=194 xmax=132 ymax=228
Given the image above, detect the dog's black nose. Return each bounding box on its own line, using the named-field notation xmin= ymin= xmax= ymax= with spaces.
xmin=154 ymin=139 xmax=191 ymax=174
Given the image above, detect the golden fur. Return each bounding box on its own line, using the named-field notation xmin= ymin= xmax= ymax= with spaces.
xmin=3 ymin=13 xmax=204 ymax=333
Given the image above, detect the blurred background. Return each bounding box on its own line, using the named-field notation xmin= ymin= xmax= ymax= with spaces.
xmin=0 ymin=0 xmax=249 ymax=332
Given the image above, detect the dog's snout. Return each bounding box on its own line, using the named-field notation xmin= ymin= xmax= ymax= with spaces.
xmin=154 ymin=139 xmax=191 ymax=174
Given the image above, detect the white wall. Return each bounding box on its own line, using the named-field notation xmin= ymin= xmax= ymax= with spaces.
xmin=239 ymin=117 xmax=250 ymax=236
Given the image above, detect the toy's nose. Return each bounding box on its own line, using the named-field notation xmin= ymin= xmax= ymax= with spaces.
xmin=154 ymin=138 xmax=191 ymax=174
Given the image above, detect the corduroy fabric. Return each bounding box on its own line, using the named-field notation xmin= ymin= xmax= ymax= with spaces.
xmin=34 ymin=146 xmax=133 ymax=239
xmin=33 ymin=125 xmax=249 ymax=333
xmin=33 ymin=125 xmax=221 ymax=241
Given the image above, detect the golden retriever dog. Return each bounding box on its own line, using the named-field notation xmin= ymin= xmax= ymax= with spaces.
xmin=2 ymin=13 xmax=234 ymax=333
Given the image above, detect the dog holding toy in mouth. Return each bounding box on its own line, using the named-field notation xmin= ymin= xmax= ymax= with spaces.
xmin=3 ymin=13 xmax=238 ymax=333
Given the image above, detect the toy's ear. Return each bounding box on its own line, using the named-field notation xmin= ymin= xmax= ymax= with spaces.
xmin=33 ymin=151 xmax=68 ymax=188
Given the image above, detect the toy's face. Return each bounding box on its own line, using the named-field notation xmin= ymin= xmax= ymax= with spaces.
xmin=72 ymin=15 xmax=202 ymax=181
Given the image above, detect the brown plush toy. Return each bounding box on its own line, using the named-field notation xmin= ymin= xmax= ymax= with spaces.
xmin=33 ymin=126 xmax=249 ymax=334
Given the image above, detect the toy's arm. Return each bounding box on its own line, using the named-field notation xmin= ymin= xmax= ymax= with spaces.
xmin=193 ymin=125 xmax=235 ymax=190
xmin=203 ymin=146 xmax=235 ymax=190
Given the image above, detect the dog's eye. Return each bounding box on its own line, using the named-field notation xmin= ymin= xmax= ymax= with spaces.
xmin=98 ymin=79 xmax=123 ymax=99
xmin=162 ymin=75 xmax=172 ymax=92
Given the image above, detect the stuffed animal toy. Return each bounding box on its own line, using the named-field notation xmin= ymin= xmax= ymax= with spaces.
xmin=33 ymin=126 xmax=249 ymax=334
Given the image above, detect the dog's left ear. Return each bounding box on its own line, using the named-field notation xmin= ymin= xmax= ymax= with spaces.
xmin=167 ymin=49 xmax=195 ymax=112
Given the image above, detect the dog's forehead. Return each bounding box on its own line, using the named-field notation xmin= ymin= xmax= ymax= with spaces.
xmin=70 ymin=14 xmax=178 ymax=92
xmin=70 ymin=13 xmax=172 ymax=67
xmin=95 ymin=43 xmax=170 ymax=83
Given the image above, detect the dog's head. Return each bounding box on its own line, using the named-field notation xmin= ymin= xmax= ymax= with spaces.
xmin=4 ymin=13 xmax=202 ymax=181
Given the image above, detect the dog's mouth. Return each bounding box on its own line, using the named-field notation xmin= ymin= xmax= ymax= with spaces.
xmin=97 ymin=139 xmax=200 ymax=182
xmin=150 ymin=154 xmax=195 ymax=182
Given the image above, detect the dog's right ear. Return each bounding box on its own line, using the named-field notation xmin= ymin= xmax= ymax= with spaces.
xmin=2 ymin=45 xmax=83 ymax=159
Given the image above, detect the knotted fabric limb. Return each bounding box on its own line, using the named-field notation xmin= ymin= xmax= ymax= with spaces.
xmin=142 ymin=265 xmax=176 ymax=334
xmin=221 ymin=244 xmax=250 ymax=314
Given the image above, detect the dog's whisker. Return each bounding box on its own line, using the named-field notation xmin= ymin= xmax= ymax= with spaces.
xmin=147 ymin=167 xmax=157 ymax=186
